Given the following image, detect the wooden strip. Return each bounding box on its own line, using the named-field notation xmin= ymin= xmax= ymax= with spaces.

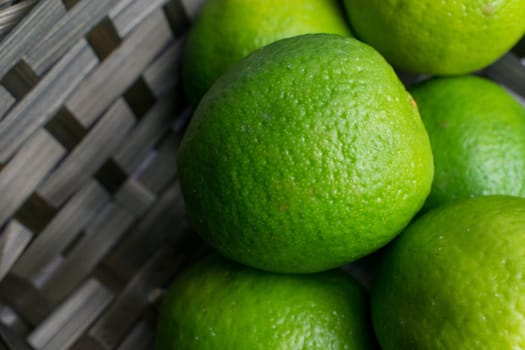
xmin=505 ymin=87 xmax=525 ymax=107
xmin=38 ymin=99 xmax=136 ymax=208
xmin=66 ymin=10 xmax=173 ymax=127
xmin=12 ymin=181 xmax=109 ymax=281
xmin=0 ymin=304 xmax=26 ymax=333
xmin=0 ymin=85 xmax=14 ymax=118
xmin=0 ymin=323 xmax=33 ymax=350
xmin=180 ymin=0 xmax=205 ymax=20
xmin=482 ymin=53 xmax=525 ymax=99
xmin=0 ymin=0 xmax=66 ymax=78
xmin=0 ymin=130 xmax=65 ymax=225
xmin=41 ymin=204 xmax=135 ymax=305
xmin=0 ymin=274 xmax=51 ymax=326
xmin=89 ymin=247 xmax=182 ymax=349
xmin=115 ymin=179 xmax=155 ymax=217
xmin=116 ymin=320 xmax=155 ymax=350
xmin=0 ymin=40 xmax=97 ymax=163
xmin=23 ymin=0 xmax=120 ymax=75
xmin=114 ymin=97 xmax=177 ymax=173
xmin=28 ymin=279 xmax=113 ymax=350
xmin=143 ymin=39 xmax=183 ymax=98
xmin=110 ymin=0 xmax=167 ymax=37
xmin=0 ymin=221 xmax=32 ymax=282
xmin=163 ymin=0 xmax=191 ymax=35
xmin=137 ymin=132 xmax=180 ymax=194
xmin=103 ymin=182 xmax=188 ymax=281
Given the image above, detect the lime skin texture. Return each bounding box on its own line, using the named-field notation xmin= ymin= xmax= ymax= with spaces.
xmin=156 ymin=254 xmax=376 ymax=350
xmin=177 ymin=34 xmax=434 ymax=273
xmin=372 ymin=195 xmax=525 ymax=349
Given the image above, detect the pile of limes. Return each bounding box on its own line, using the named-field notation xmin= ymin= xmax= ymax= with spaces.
xmin=157 ymin=0 xmax=525 ymax=349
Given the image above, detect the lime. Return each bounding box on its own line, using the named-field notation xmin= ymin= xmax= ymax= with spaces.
xmin=409 ymin=75 xmax=525 ymax=210
xmin=182 ymin=0 xmax=351 ymax=105
xmin=343 ymin=0 xmax=525 ymax=74
xmin=372 ymin=195 xmax=525 ymax=349
xmin=156 ymin=255 xmax=375 ymax=349
xmin=177 ymin=34 xmax=434 ymax=273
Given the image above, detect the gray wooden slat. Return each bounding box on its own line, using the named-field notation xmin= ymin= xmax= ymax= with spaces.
xmin=143 ymin=39 xmax=182 ymax=98
xmin=0 ymin=85 xmax=14 ymax=118
xmin=115 ymin=179 xmax=156 ymax=217
xmin=0 ymin=40 xmax=97 ymax=163
xmin=0 ymin=130 xmax=65 ymax=225
xmin=28 ymin=279 xmax=113 ymax=350
xmin=116 ymin=320 xmax=155 ymax=350
xmin=104 ymin=182 xmax=188 ymax=281
xmin=0 ymin=1 xmax=41 ymax=45
xmin=89 ymin=247 xmax=182 ymax=349
xmin=23 ymin=0 xmax=121 ymax=75
xmin=483 ymin=53 xmax=525 ymax=97
xmin=505 ymin=87 xmax=525 ymax=107
xmin=0 ymin=304 xmax=25 ymax=331
xmin=66 ymin=9 xmax=173 ymax=127
xmin=0 ymin=0 xmax=66 ymax=78
xmin=0 ymin=221 xmax=32 ymax=282
xmin=0 ymin=323 xmax=33 ymax=350
xmin=137 ymin=133 xmax=180 ymax=194
xmin=12 ymin=181 xmax=110 ymax=281
xmin=181 ymin=0 xmax=205 ymax=20
xmin=109 ymin=0 xmax=167 ymax=37
xmin=114 ymin=96 xmax=176 ymax=173
xmin=107 ymin=0 xmax=135 ymax=18
xmin=38 ymin=99 xmax=136 ymax=208
xmin=41 ymin=204 xmax=135 ymax=305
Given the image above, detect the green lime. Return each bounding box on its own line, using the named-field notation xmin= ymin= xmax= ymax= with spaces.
xmin=372 ymin=195 xmax=525 ymax=349
xmin=182 ymin=0 xmax=351 ymax=105
xmin=343 ymin=0 xmax=525 ymax=74
xmin=177 ymin=34 xmax=434 ymax=273
xmin=409 ymin=75 xmax=525 ymax=211
xmin=156 ymin=255 xmax=375 ymax=349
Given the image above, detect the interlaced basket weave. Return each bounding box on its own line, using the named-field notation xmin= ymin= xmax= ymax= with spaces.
xmin=0 ymin=0 xmax=523 ymax=349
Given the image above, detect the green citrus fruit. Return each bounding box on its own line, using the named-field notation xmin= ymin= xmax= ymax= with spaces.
xmin=182 ymin=0 xmax=351 ymax=105
xmin=156 ymin=255 xmax=375 ymax=349
xmin=177 ymin=34 xmax=434 ymax=273
xmin=343 ymin=0 xmax=525 ymax=74
xmin=409 ymin=75 xmax=525 ymax=211
xmin=372 ymin=195 xmax=525 ymax=349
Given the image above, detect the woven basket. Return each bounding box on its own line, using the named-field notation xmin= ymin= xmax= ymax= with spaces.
xmin=0 ymin=0 xmax=208 ymax=349
xmin=0 ymin=0 xmax=523 ymax=349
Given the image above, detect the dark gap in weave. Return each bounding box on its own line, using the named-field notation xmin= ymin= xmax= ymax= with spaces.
xmin=61 ymin=0 xmax=81 ymax=10
xmin=0 ymin=275 xmax=51 ymax=326
xmin=512 ymin=36 xmax=525 ymax=58
xmin=61 ymin=230 xmax=85 ymax=258
xmin=171 ymin=83 xmax=193 ymax=132
xmin=0 ymin=307 xmax=29 ymax=343
xmin=0 ymin=321 xmax=33 ymax=350
xmin=44 ymin=107 xmax=88 ymax=151
xmin=124 ymin=78 xmax=157 ymax=120
xmin=163 ymin=0 xmax=192 ymax=37
xmin=92 ymin=262 xmax=126 ymax=293
xmin=70 ymin=334 xmax=108 ymax=350
xmin=14 ymin=194 xmax=57 ymax=234
xmin=94 ymin=159 xmax=128 ymax=195
xmin=86 ymin=17 xmax=122 ymax=61
xmin=0 ymin=61 xmax=40 ymax=100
